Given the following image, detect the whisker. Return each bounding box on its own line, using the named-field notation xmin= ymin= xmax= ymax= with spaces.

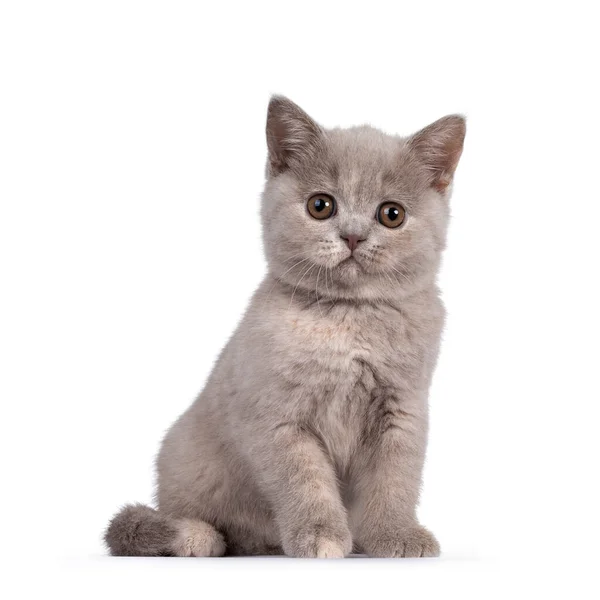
xmin=377 ymin=267 xmax=400 ymax=292
xmin=289 ymin=263 xmax=316 ymax=309
xmin=315 ymin=265 xmax=323 ymax=317
xmin=389 ymin=265 xmax=411 ymax=284
xmin=266 ymin=257 xmax=310 ymax=300
xmin=278 ymin=256 xmax=311 ymax=281
xmin=280 ymin=250 xmax=309 ymax=264
xmin=327 ymin=266 xmax=338 ymax=312
xmin=382 ymin=269 xmax=397 ymax=290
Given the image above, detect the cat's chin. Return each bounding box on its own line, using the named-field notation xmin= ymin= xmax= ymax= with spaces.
xmin=335 ymin=257 xmax=363 ymax=283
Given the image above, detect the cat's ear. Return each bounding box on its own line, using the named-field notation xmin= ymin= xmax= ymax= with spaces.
xmin=266 ymin=96 xmax=323 ymax=176
xmin=408 ymin=115 xmax=466 ymax=193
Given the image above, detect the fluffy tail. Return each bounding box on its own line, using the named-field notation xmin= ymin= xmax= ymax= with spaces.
xmin=104 ymin=504 xmax=178 ymax=556
xmin=104 ymin=503 xmax=226 ymax=556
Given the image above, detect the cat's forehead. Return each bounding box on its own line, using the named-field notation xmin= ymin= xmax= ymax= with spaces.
xmin=317 ymin=126 xmax=413 ymax=205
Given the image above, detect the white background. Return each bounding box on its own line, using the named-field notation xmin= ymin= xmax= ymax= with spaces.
xmin=1 ymin=1 xmax=599 ymax=598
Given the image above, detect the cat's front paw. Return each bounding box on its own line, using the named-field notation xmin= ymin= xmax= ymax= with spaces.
xmin=362 ymin=524 xmax=440 ymax=558
xmin=284 ymin=524 xmax=352 ymax=558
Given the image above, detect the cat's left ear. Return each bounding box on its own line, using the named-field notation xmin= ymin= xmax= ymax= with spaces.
xmin=266 ymin=96 xmax=323 ymax=176
xmin=408 ymin=115 xmax=466 ymax=193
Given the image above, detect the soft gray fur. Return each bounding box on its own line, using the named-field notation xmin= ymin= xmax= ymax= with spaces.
xmin=105 ymin=96 xmax=466 ymax=558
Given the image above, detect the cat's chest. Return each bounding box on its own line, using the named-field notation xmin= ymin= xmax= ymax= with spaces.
xmin=283 ymin=302 xmax=423 ymax=384
xmin=280 ymin=303 xmax=426 ymax=449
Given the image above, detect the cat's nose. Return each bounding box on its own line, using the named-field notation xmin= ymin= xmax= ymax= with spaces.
xmin=340 ymin=234 xmax=365 ymax=253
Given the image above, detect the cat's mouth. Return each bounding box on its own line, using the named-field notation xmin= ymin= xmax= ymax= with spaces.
xmin=337 ymin=255 xmax=364 ymax=273
xmin=339 ymin=255 xmax=357 ymax=264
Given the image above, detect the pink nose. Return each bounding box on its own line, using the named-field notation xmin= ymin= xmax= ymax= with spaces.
xmin=341 ymin=234 xmax=364 ymax=253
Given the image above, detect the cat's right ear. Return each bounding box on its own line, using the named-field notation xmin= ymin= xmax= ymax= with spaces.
xmin=266 ymin=96 xmax=323 ymax=176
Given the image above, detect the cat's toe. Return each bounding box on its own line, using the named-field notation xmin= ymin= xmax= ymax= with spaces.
xmin=315 ymin=539 xmax=346 ymax=558
xmin=363 ymin=525 xmax=440 ymax=558
xmin=284 ymin=525 xmax=352 ymax=558
xmin=172 ymin=519 xmax=226 ymax=557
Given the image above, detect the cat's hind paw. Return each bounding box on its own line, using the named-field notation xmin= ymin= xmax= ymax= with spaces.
xmin=171 ymin=519 xmax=226 ymax=557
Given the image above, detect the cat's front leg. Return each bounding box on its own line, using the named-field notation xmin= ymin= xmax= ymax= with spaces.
xmin=250 ymin=423 xmax=352 ymax=558
xmin=352 ymin=391 xmax=440 ymax=558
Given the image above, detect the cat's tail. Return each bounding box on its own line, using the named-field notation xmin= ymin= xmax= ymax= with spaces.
xmin=104 ymin=503 xmax=226 ymax=556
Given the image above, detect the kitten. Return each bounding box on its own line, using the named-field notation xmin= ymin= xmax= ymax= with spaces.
xmin=105 ymin=96 xmax=465 ymax=558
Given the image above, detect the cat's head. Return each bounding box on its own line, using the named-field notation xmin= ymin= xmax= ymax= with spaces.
xmin=261 ymin=96 xmax=465 ymax=302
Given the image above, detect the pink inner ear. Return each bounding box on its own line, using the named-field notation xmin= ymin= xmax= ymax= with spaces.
xmin=269 ymin=117 xmax=290 ymax=152
xmin=265 ymin=96 xmax=323 ymax=175
xmin=410 ymin=115 xmax=466 ymax=192
xmin=434 ymin=177 xmax=451 ymax=193
xmin=267 ymin=117 xmax=289 ymax=171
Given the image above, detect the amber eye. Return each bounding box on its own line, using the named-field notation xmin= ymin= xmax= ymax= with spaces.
xmin=307 ymin=194 xmax=336 ymax=220
xmin=377 ymin=202 xmax=406 ymax=228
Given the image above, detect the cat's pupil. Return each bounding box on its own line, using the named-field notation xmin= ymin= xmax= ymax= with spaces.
xmin=315 ymin=199 xmax=326 ymax=211
xmin=386 ymin=207 xmax=399 ymax=220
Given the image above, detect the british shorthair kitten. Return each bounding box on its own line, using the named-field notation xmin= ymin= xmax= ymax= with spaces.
xmin=105 ymin=96 xmax=466 ymax=558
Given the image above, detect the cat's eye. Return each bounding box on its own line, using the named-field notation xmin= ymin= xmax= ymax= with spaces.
xmin=377 ymin=202 xmax=406 ymax=228
xmin=307 ymin=194 xmax=336 ymax=220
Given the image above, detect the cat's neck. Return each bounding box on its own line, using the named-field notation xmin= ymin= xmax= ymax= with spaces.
xmin=263 ymin=271 xmax=439 ymax=313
